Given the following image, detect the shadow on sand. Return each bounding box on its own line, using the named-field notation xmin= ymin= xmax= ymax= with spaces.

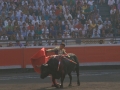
xmin=34 ymin=85 xmax=78 ymax=90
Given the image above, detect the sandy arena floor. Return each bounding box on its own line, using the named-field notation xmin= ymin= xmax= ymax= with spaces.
xmin=0 ymin=70 xmax=120 ymax=90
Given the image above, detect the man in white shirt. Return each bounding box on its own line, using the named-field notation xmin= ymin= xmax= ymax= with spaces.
xmin=88 ymin=0 xmax=94 ymax=6
xmin=42 ymin=26 xmax=49 ymax=38
xmin=32 ymin=17 xmax=39 ymax=26
xmin=104 ymin=18 xmax=111 ymax=25
xmin=1 ymin=34 xmax=8 ymax=40
xmin=88 ymin=0 xmax=94 ymax=11
xmin=22 ymin=0 xmax=28 ymax=6
xmin=62 ymin=32 xmax=71 ymax=38
xmin=64 ymin=12 xmax=72 ymax=20
xmin=4 ymin=17 xmax=10 ymax=27
xmin=108 ymin=0 xmax=115 ymax=6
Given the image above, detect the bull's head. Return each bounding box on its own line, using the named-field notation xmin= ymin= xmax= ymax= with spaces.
xmin=40 ymin=64 xmax=50 ymax=79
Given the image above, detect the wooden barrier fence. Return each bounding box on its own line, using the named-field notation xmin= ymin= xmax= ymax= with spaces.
xmin=0 ymin=45 xmax=120 ymax=69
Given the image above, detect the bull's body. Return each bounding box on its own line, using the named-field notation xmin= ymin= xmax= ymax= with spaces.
xmin=40 ymin=53 xmax=80 ymax=88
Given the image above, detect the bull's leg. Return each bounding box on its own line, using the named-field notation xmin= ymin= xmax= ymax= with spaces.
xmin=68 ymin=73 xmax=72 ymax=86
xmin=52 ymin=77 xmax=59 ymax=88
xmin=60 ymin=73 xmax=65 ymax=88
xmin=76 ymin=65 xmax=80 ymax=86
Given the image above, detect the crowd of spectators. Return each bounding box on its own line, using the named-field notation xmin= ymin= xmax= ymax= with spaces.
xmin=0 ymin=0 xmax=120 ymax=47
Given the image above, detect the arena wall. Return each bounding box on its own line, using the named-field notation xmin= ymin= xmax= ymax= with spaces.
xmin=0 ymin=45 xmax=120 ymax=69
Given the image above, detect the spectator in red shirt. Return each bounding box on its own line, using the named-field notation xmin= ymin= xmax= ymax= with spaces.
xmin=74 ymin=21 xmax=83 ymax=30
xmin=55 ymin=7 xmax=62 ymax=16
xmin=27 ymin=23 xmax=34 ymax=30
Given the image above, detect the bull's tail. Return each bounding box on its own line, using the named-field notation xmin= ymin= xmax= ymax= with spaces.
xmin=73 ymin=55 xmax=79 ymax=67
xmin=73 ymin=55 xmax=80 ymax=86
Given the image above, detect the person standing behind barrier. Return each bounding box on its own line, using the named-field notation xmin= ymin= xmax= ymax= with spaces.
xmin=15 ymin=40 xmax=24 ymax=47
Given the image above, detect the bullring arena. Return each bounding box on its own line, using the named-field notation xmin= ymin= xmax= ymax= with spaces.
xmin=1 ymin=0 xmax=120 ymax=90
xmin=0 ymin=45 xmax=120 ymax=90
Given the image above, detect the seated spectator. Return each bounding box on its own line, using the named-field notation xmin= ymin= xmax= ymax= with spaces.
xmin=45 ymin=40 xmax=52 ymax=46
xmin=101 ymin=27 xmax=106 ymax=37
xmin=64 ymin=25 xmax=71 ymax=34
xmin=34 ymin=26 xmax=42 ymax=39
xmin=74 ymin=21 xmax=83 ymax=30
xmin=54 ymin=21 xmax=59 ymax=31
xmin=52 ymin=40 xmax=58 ymax=45
xmin=21 ymin=27 xmax=27 ymax=40
xmin=6 ymin=29 xmax=15 ymax=40
xmin=64 ymin=11 xmax=72 ymax=20
xmin=86 ymin=25 xmax=93 ymax=38
xmin=108 ymin=0 xmax=115 ymax=7
xmin=99 ymin=0 xmax=106 ymax=5
xmin=27 ymin=23 xmax=34 ymax=31
xmin=67 ymin=0 xmax=75 ymax=6
xmin=97 ymin=21 xmax=103 ymax=30
xmin=71 ymin=27 xmax=76 ymax=38
xmin=7 ymin=42 xmax=14 ymax=47
xmin=15 ymin=40 xmax=23 ymax=47
xmin=40 ymin=17 xmax=46 ymax=25
xmin=92 ymin=30 xmax=100 ymax=38
xmin=18 ymin=17 xmax=24 ymax=27
xmin=70 ymin=7 xmax=76 ymax=19
xmin=80 ymin=15 xmax=86 ymax=25
xmin=57 ymin=33 xmax=62 ymax=38
xmin=110 ymin=5 xmax=116 ymax=22
xmin=73 ymin=17 xmax=79 ymax=25
xmin=27 ymin=29 xmax=35 ymax=40
xmin=95 ymin=15 xmax=103 ymax=24
xmin=90 ymin=21 xmax=96 ymax=29
xmin=57 ymin=27 xmax=64 ymax=35
xmin=42 ymin=26 xmax=49 ymax=38
xmin=88 ymin=0 xmax=94 ymax=12
xmin=4 ymin=17 xmax=11 ymax=27
xmin=16 ymin=32 xmax=24 ymax=40
xmin=82 ymin=25 xmax=87 ymax=37
xmin=49 ymin=25 xmax=57 ymax=38
xmin=13 ymin=19 xmax=19 ymax=29
xmin=22 ymin=0 xmax=28 ymax=6
xmin=104 ymin=18 xmax=111 ymax=25
xmin=38 ymin=41 xmax=43 ymax=46
xmin=50 ymin=11 xmax=57 ymax=20
xmin=82 ymin=3 xmax=88 ymax=13
xmin=0 ymin=34 xmax=8 ymax=40
xmin=31 ymin=17 xmax=39 ymax=26
xmin=33 ymin=41 xmax=38 ymax=46
xmin=6 ymin=22 xmax=13 ymax=31
xmin=48 ymin=33 xmax=54 ymax=39
xmin=55 ymin=7 xmax=62 ymax=16
xmin=44 ymin=11 xmax=50 ymax=21
xmin=62 ymin=32 xmax=71 ymax=38
xmin=108 ymin=38 xmax=115 ymax=44
xmin=106 ymin=31 xmax=113 ymax=37
xmin=68 ymin=20 xmax=74 ymax=30
xmin=24 ymin=41 xmax=31 ymax=46
xmin=84 ymin=4 xmax=91 ymax=18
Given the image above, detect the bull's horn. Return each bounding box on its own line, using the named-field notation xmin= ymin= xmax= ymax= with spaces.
xmin=44 ymin=64 xmax=48 ymax=66
xmin=36 ymin=65 xmax=41 ymax=68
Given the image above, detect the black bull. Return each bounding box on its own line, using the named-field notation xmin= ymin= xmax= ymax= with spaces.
xmin=40 ymin=53 xmax=80 ymax=88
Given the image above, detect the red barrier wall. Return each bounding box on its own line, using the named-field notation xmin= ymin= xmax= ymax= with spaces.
xmin=0 ymin=45 xmax=120 ymax=69
xmin=0 ymin=49 xmax=24 ymax=68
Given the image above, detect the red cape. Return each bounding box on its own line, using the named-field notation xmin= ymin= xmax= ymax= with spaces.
xmin=31 ymin=48 xmax=49 ymax=73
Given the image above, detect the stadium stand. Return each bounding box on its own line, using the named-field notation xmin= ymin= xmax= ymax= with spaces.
xmin=0 ymin=0 xmax=120 ymax=47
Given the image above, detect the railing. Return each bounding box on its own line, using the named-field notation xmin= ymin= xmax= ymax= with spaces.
xmin=0 ymin=37 xmax=120 ymax=47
